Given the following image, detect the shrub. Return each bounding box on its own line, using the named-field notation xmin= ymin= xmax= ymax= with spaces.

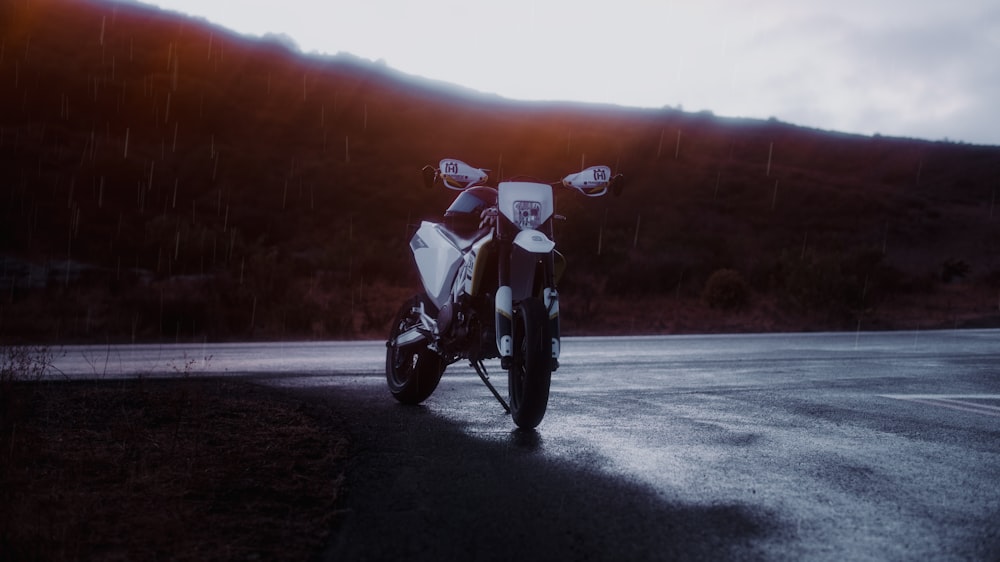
xmin=1 ymin=345 xmax=52 ymax=384
xmin=1 ymin=345 xmax=54 ymax=450
xmin=703 ymin=269 xmax=750 ymax=310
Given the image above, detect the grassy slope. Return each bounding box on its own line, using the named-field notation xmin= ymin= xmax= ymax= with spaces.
xmin=1 ymin=0 xmax=999 ymax=342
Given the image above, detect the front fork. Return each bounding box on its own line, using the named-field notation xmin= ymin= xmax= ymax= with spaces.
xmin=495 ymin=240 xmax=561 ymax=371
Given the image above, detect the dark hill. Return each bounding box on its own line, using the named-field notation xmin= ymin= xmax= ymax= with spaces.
xmin=2 ymin=0 xmax=999 ymax=343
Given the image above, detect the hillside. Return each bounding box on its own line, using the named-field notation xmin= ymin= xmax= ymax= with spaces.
xmin=2 ymin=0 xmax=999 ymax=343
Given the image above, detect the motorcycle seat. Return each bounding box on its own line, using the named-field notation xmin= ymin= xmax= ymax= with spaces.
xmin=439 ymin=225 xmax=490 ymax=251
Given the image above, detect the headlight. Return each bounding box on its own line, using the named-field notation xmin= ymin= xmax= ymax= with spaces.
xmin=512 ymin=200 xmax=543 ymax=230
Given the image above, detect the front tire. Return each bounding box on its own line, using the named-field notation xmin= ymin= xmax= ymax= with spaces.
xmin=386 ymin=296 xmax=445 ymax=404
xmin=508 ymin=297 xmax=552 ymax=429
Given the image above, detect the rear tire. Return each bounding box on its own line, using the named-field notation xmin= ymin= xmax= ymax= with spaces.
xmin=386 ymin=296 xmax=445 ymax=404
xmin=508 ymin=297 xmax=552 ymax=429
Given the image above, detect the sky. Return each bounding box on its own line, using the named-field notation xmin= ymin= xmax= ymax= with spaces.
xmin=127 ymin=0 xmax=1000 ymax=146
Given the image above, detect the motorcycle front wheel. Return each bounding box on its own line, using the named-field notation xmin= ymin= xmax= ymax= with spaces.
xmin=508 ymin=297 xmax=552 ymax=429
xmin=386 ymin=296 xmax=445 ymax=405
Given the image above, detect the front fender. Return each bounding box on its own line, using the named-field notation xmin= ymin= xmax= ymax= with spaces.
xmin=512 ymin=229 xmax=555 ymax=254
xmin=509 ymin=230 xmax=554 ymax=301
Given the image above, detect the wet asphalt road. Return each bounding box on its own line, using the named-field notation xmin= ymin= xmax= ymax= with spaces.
xmin=51 ymin=331 xmax=1000 ymax=560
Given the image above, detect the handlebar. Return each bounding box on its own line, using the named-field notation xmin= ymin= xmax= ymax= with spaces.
xmin=424 ymin=158 xmax=625 ymax=197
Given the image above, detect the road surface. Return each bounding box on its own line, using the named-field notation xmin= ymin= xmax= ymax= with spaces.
xmin=46 ymin=331 xmax=1000 ymax=560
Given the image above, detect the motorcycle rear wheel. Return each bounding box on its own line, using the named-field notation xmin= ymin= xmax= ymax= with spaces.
xmin=386 ymin=296 xmax=445 ymax=404
xmin=508 ymin=297 xmax=552 ymax=429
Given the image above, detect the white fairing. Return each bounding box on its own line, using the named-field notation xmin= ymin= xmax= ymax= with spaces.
xmin=460 ymin=232 xmax=494 ymax=296
xmin=498 ymin=182 xmax=553 ymax=230
xmin=410 ymin=221 xmax=462 ymax=309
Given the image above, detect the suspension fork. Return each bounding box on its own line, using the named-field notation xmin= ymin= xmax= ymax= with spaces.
xmin=543 ymin=256 xmax=561 ymax=372
xmin=495 ymin=238 xmax=561 ymax=371
xmin=496 ymin=241 xmax=513 ymax=369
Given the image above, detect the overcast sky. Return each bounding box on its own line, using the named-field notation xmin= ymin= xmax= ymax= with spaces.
xmin=129 ymin=0 xmax=1000 ymax=146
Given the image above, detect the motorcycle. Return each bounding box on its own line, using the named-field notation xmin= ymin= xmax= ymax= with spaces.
xmin=385 ymin=158 xmax=623 ymax=429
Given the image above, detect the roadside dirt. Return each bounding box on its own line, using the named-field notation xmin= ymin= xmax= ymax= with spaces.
xmin=0 ymin=378 xmax=347 ymax=561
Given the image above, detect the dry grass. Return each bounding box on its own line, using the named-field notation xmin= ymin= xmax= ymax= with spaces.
xmin=0 ymin=378 xmax=346 ymax=561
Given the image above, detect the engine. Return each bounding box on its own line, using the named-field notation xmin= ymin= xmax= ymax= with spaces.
xmin=435 ymin=294 xmax=497 ymax=362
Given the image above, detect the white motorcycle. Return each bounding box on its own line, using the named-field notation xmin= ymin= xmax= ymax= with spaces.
xmin=385 ymin=158 xmax=623 ymax=429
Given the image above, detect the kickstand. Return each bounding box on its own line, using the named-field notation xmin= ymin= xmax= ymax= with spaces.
xmin=472 ymin=360 xmax=510 ymax=414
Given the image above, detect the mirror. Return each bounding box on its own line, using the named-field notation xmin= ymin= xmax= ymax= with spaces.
xmin=439 ymin=158 xmax=488 ymax=190
xmin=562 ymin=165 xmax=612 ymax=197
xmin=421 ymin=165 xmax=437 ymax=189
xmin=611 ymin=173 xmax=625 ymax=197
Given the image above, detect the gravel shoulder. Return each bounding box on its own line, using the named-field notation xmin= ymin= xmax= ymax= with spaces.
xmin=1 ymin=378 xmax=347 ymax=561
